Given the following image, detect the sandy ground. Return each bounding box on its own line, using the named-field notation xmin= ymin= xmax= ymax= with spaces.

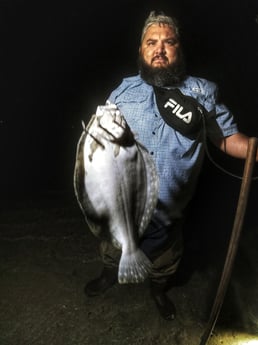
xmin=0 ymin=190 xmax=258 ymax=345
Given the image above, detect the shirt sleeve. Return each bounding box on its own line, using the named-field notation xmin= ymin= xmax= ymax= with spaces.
xmin=203 ymin=82 xmax=239 ymax=140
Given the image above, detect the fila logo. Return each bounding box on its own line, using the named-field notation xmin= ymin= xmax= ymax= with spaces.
xmin=164 ymin=98 xmax=192 ymax=124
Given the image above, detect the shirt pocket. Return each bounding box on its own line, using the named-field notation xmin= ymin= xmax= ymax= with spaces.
xmin=118 ymin=91 xmax=148 ymax=104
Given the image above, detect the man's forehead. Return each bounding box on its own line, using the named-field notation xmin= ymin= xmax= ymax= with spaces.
xmin=143 ymin=24 xmax=177 ymax=40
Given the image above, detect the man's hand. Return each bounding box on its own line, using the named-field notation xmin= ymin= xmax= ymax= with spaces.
xmin=96 ymin=100 xmax=121 ymax=117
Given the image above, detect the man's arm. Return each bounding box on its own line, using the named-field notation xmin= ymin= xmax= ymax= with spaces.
xmin=212 ymin=133 xmax=258 ymax=161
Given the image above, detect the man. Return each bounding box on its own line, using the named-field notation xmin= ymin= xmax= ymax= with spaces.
xmin=84 ymin=11 xmax=258 ymax=320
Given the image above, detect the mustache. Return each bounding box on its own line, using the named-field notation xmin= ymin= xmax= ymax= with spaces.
xmin=151 ymin=54 xmax=168 ymax=63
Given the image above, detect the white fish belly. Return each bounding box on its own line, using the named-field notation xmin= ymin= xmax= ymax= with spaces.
xmin=83 ymin=140 xmax=139 ymax=245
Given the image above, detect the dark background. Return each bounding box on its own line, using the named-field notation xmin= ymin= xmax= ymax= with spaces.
xmin=1 ymin=0 xmax=258 ymax=206
xmin=1 ymin=3 xmax=258 ymax=342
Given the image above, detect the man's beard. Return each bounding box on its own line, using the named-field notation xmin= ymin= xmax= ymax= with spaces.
xmin=138 ymin=50 xmax=186 ymax=87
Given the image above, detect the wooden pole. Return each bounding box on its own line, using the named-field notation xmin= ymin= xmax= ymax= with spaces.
xmin=199 ymin=137 xmax=258 ymax=345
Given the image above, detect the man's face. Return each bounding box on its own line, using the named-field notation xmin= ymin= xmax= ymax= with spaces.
xmin=139 ymin=23 xmax=179 ymax=68
xmin=138 ymin=23 xmax=185 ymax=87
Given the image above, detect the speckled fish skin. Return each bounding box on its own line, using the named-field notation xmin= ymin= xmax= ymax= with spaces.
xmin=74 ymin=103 xmax=159 ymax=284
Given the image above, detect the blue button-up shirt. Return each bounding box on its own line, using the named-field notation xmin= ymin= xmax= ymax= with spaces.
xmin=108 ymin=74 xmax=238 ymax=223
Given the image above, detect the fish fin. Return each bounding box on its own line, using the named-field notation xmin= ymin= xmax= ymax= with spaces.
xmin=118 ymin=249 xmax=152 ymax=284
xmin=73 ymin=127 xmax=106 ymax=238
xmin=136 ymin=143 xmax=159 ymax=236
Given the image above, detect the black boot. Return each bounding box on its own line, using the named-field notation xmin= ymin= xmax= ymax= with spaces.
xmin=84 ymin=267 xmax=118 ymax=297
xmin=150 ymin=280 xmax=176 ymax=321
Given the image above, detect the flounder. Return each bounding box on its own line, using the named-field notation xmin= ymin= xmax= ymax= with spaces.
xmin=73 ymin=102 xmax=159 ymax=284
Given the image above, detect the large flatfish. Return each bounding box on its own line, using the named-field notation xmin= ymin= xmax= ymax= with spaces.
xmin=73 ymin=102 xmax=159 ymax=284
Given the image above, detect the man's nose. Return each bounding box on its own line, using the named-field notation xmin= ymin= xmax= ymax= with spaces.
xmin=155 ymin=42 xmax=165 ymax=54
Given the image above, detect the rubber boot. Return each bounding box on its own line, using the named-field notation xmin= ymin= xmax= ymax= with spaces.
xmin=150 ymin=280 xmax=176 ymax=320
xmin=84 ymin=267 xmax=118 ymax=297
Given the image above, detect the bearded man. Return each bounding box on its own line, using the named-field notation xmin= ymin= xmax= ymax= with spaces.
xmin=83 ymin=11 xmax=258 ymax=320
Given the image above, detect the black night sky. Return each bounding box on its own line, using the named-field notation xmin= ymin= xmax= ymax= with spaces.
xmin=1 ymin=0 xmax=258 ymax=199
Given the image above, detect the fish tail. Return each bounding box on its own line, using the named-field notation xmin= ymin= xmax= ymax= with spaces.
xmin=118 ymin=249 xmax=152 ymax=284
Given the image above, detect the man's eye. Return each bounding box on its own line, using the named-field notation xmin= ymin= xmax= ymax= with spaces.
xmin=167 ymin=39 xmax=177 ymax=46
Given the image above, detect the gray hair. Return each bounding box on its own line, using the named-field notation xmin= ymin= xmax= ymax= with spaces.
xmin=140 ymin=11 xmax=180 ymax=43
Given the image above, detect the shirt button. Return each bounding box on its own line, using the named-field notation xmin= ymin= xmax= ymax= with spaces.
xmin=150 ymin=151 xmax=154 ymax=155
xmin=152 ymin=131 xmax=155 ymax=135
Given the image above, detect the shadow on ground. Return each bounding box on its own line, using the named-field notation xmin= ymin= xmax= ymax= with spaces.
xmin=0 ymin=189 xmax=258 ymax=345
